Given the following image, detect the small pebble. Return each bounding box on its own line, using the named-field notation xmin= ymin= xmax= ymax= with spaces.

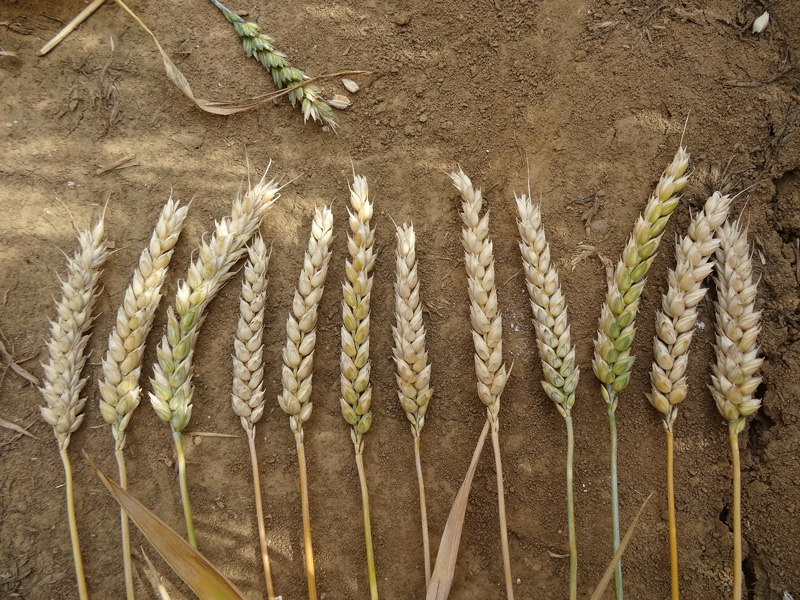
xmin=342 ymin=78 xmax=359 ymax=93
xmin=394 ymin=12 xmax=410 ymax=25
xmin=419 ymin=114 xmax=428 ymax=123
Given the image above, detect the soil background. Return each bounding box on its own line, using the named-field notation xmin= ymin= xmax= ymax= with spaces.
xmin=1 ymin=0 xmax=800 ymax=599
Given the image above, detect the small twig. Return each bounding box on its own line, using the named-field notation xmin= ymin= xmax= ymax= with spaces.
xmin=0 ymin=417 xmax=37 ymax=439
xmin=500 ymin=267 xmax=524 ymax=288
xmin=182 ymin=431 xmax=240 ymax=438
xmin=37 ymin=0 xmax=107 ymax=57
xmin=95 ymin=154 xmax=137 ymax=176
xmin=0 ymin=338 xmax=39 ymax=386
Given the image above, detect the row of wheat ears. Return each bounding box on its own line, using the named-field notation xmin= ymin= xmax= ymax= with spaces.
xmin=38 ymin=149 xmax=760 ymax=600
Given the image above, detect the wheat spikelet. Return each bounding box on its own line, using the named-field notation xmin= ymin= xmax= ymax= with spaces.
xmin=648 ymin=192 xmax=732 ymax=431
xmin=515 ymin=192 xmax=579 ymax=600
xmin=711 ymin=216 xmax=762 ymax=600
xmin=393 ymin=222 xmax=434 ymax=586
xmin=516 ymin=194 xmax=579 ymax=417
xmin=279 ymin=206 xmax=334 ymax=437
xmin=150 ymin=172 xmax=281 ymax=434
xmin=451 ymin=168 xmax=514 ymax=600
xmin=340 ymin=173 xmax=379 ymax=599
xmin=340 ymin=175 xmax=376 ymax=454
xmin=39 ymin=214 xmax=109 ymax=600
xmin=99 ymin=197 xmax=189 ymax=451
xmin=211 ymin=0 xmax=337 ymax=128
xmin=149 ymin=170 xmax=282 ymax=549
xmin=451 ymin=169 xmax=510 ymax=423
xmin=593 ymin=147 xmax=690 ymax=400
xmin=231 ymin=235 xmax=270 ymax=432
xmin=41 ymin=217 xmax=110 ymax=449
xmin=710 ymin=219 xmax=763 ymax=434
xmin=592 ymin=146 xmax=690 ymax=600
xmin=393 ymin=223 xmax=433 ymax=438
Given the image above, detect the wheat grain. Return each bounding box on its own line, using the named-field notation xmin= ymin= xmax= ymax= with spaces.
xmin=710 ymin=216 xmax=762 ymax=600
xmin=393 ymin=222 xmax=433 ymax=587
xmin=592 ymin=146 xmax=690 ymax=600
xmin=149 ymin=170 xmax=282 ymax=548
xmin=279 ymin=206 xmax=334 ymax=437
xmin=39 ymin=214 xmax=109 ymax=600
xmin=97 ymin=196 xmax=188 ymax=600
xmin=648 ymin=192 xmax=732 ymax=430
xmin=710 ymin=219 xmax=763 ymax=433
xmin=211 ymin=0 xmax=337 ymax=128
xmin=515 ymin=192 xmax=579 ymax=600
xmin=340 ymin=173 xmax=379 ymax=599
xmin=451 ymin=168 xmax=513 ymax=600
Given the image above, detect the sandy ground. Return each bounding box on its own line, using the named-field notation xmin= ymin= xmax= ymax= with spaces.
xmin=1 ymin=0 xmax=799 ymax=598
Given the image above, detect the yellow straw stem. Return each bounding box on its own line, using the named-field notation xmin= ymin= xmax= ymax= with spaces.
xmin=414 ymin=435 xmax=431 ymax=588
xmin=60 ymin=447 xmax=89 ymax=600
xmin=666 ymin=430 xmax=679 ymax=600
xmin=356 ymin=452 xmax=379 ymax=600
xmin=491 ymin=426 xmax=514 ymax=600
xmin=247 ymin=428 xmax=276 ymax=599
xmin=729 ymin=428 xmax=742 ymax=600
xmin=172 ymin=431 xmax=197 ymax=549
xmin=115 ymin=449 xmax=135 ymax=600
xmin=295 ymin=434 xmax=318 ymax=600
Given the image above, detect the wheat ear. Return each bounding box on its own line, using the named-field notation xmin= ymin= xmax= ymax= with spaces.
xmin=516 ymin=193 xmax=579 ymax=600
xmin=229 ymin=235 xmax=276 ymax=599
xmin=646 ymin=192 xmax=732 ymax=600
xmin=98 ymin=196 xmax=188 ymax=600
xmin=451 ymin=168 xmax=514 ymax=600
xmin=710 ymin=218 xmax=762 ymax=600
xmin=210 ymin=0 xmax=337 ymax=128
xmin=393 ymin=223 xmax=434 ymax=587
xmin=278 ymin=206 xmax=334 ymax=600
xmin=150 ymin=171 xmax=282 ymax=548
xmin=592 ymin=146 xmax=690 ymax=600
xmin=40 ymin=215 xmax=109 ymax=600
xmin=339 ymin=174 xmax=378 ymax=599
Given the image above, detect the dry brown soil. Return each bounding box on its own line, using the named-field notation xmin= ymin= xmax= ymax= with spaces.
xmin=2 ymin=0 xmax=800 ymax=599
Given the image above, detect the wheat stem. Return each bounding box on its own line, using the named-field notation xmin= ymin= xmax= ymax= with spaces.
xmin=414 ymin=436 xmax=431 ymax=587
xmin=608 ymin=405 xmax=622 ymax=600
xmin=666 ymin=430 xmax=679 ymax=600
xmin=295 ymin=433 xmax=317 ymax=600
xmin=248 ymin=427 xmax=275 ymax=599
xmin=60 ymin=447 xmax=88 ymax=600
xmin=115 ymin=449 xmax=135 ymax=600
xmin=565 ymin=415 xmax=577 ymax=600
xmin=729 ymin=427 xmax=742 ymax=600
xmin=356 ymin=452 xmax=379 ymax=600
xmin=172 ymin=431 xmax=196 ymax=548
xmin=491 ymin=426 xmax=514 ymax=600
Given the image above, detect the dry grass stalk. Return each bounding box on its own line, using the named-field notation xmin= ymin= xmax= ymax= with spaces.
xmin=451 ymin=168 xmax=514 ymax=600
xmin=393 ymin=223 xmax=434 ymax=587
xmin=710 ymin=218 xmax=763 ymax=600
xmin=211 ymin=0 xmax=337 ymax=128
xmin=39 ymin=215 xmax=110 ymax=600
xmin=516 ymin=193 xmax=579 ymax=600
xmin=592 ymin=146 xmax=690 ymax=600
xmin=339 ymin=174 xmax=378 ymax=599
xmin=278 ymin=206 xmax=334 ymax=600
xmin=647 ymin=191 xmax=731 ymax=600
xmin=229 ymin=235 xmax=276 ymax=599
xmin=98 ymin=196 xmax=188 ymax=600
xmin=150 ymin=171 xmax=282 ymax=549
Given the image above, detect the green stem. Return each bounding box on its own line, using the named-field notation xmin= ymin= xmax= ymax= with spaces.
xmin=115 ymin=449 xmax=135 ymax=600
xmin=608 ymin=395 xmax=623 ymax=600
xmin=59 ymin=447 xmax=89 ymax=600
xmin=172 ymin=430 xmax=197 ymax=548
xmin=565 ymin=415 xmax=578 ymax=600
xmin=355 ymin=452 xmax=378 ymax=600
